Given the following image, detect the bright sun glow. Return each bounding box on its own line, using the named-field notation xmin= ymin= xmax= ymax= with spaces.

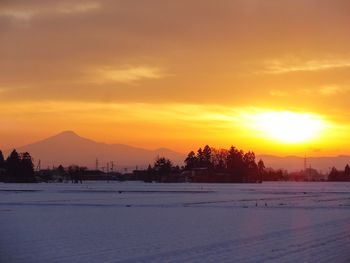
xmin=250 ymin=111 xmax=326 ymax=144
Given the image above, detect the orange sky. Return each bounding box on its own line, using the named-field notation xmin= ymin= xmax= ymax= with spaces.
xmin=1 ymin=0 xmax=350 ymax=156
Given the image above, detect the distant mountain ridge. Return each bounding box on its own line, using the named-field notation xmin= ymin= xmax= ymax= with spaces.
xmin=6 ymin=131 xmax=350 ymax=173
xmin=257 ymin=154 xmax=350 ymax=173
xmin=12 ymin=131 xmax=185 ymax=170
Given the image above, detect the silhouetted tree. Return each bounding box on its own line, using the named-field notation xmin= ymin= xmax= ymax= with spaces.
xmin=263 ymin=168 xmax=286 ymax=181
xmin=243 ymin=151 xmax=258 ymax=182
xmin=173 ymin=165 xmax=181 ymax=173
xmin=196 ymin=148 xmax=204 ymax=167
xmin=328 ymin=167 xmax=340 ymax=181
xmin=20 ymin=152 xmax=35 ymax=182
xmin=55 ymin=165 xmax=67 ymax=181
xmin=4 ymin=150 xmax=35 ymax=182
xmin=185 ymin=151 xmax=197 ymax=169
xmin=226 ymin=146 xmax=245 ymax=182
xmin=202 ymin=145 xmax=212 ymax=168
xmin=142 ymin=164 xmax=154 ymax=182
xmin=57 ymin=165 xmax=65 ymax=175
xmin=154 ymin=157 xmax=172 ymax=173
xmin=211 ymin=148 xmax=228 ymax=172
xmin=142 ymin=157 xmax=174 ymax=182
xmin=344 ymin=164 xmax=350 ymax=181
xmin=0 ymin=150 xmax=4 ymax=169
xmin=0 ymin=150 xmax=6 ymax=181
xmin=68 ymin=165 xmax=85 ymax=183
xmin=184 ymin=145 xmax=264 ymax=183
xmin=5 ymin=150 xmax=21 ymax=182
xmin=257 ymin=159 xmax=265 ymax=182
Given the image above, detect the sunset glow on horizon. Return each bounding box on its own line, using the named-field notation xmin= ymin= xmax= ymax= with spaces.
xmin=1 ymin=0 xmax=350 ymax=157
xmin=245 ymin=111 xmax=326 ymax=144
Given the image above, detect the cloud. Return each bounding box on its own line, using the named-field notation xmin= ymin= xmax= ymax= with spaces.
xmin=0 ymin=9 xmax=34 ymax=20
xmin=268 ymin=86 xmax=350 ymax=98
xmin=1 ymin=0 xmax=350 ymax=107
xmin=0 ymin=1 xmax=101 ymax=20
xmin=58 ymin=2 xmax=101 ymax=14
xmin=261 ymin=57 xmax=350 ymax=74
xmin=87 ymin=66 xmax=165 ymax=84
xmin=269 ymin=90 xmax=288 ymax=97
xmin=319 ymin=86 xmax=349 ymax=96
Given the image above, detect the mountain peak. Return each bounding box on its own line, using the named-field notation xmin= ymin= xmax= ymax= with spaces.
xmin=56 ymin=130 xmax=80 ymax=137
xmin=43 ymin=130 xmax=85 ymax=143
xmin=15 ymin=131 xmax=185 ymax=169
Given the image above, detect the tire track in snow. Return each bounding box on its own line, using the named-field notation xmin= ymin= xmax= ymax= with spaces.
xmin=121 ymin=217 xmax=350 ymax=263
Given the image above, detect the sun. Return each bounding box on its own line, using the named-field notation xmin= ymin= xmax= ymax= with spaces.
xmin=251 ymin=111 xmax=325 ymax=144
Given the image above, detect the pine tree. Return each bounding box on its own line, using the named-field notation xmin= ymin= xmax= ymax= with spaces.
xmin=154 ymin=157 xmax=172 ymax=173
xmin=202 ymin=145 xmax=212 ymax=168
xmin=196 ymin=148 xmax=204 ymax=167
xmin=257 ymin=159 xmax=265 ymax=182
xmin=328 ymin=167 xmax=339 ymax=181
xmin=20 ymin=152 xmax=35 ymax=182
xmin=6 ymin=150 xmax=21 ymax=182
xmin=344 ymin=164 xmax=350 ymax=181
xmin=185 ymin=151 xmax=197 ymax=169
xmin=226 ymin=146 xmax=245 ymax=182
xmin=0 ymin=150 xmax=4 ymax=169
xmin=243 ymin=151 xmax=258 ymax=182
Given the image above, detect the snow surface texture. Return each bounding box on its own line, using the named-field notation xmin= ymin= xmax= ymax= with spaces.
xmin=1 ymin=182 xmax=350 ymax=263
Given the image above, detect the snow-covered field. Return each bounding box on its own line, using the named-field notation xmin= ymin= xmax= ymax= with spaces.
xmin=1 ymin=182 xmax=350 ymax=263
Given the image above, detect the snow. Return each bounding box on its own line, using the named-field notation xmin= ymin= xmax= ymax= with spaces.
xmin=1 ymin=182 xmax=350 ymax=262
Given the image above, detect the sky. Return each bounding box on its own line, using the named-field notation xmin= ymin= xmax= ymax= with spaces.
xmin=1 ymin=0 xmax=350 ymax=156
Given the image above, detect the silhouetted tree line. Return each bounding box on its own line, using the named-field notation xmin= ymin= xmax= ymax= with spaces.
xmin=0 ymin=150 xmax=86 ymax=183
xmin=0 ymin=150 xmax=36 ymax=183
xmin=328 ymin=165 xmax=350 ymax=181
xmin=4 ymin=147 xmax=347 ymax=184
xmin=136 ymin=146 xmax=266 ymax=183
xmin=67 ymin=165 xmax=86 ymax=183
xmin=262 ymin=168 xmax=288 ymax=181
xmin=183 ymin=145 xmax=264 ymax=183
xmin=36 ymin=164 xmax=68 ymax=182
xmin=138 ymin=146 xmax=314 ymax=183
xmin=37 ymin=164 xmax=120 ymax=183
xmin=138 ymin=157 xmax=181 ymax=183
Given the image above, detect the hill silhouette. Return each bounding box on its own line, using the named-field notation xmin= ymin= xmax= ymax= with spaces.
xmin=12 ymin=131 xmax=185 ymax=170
